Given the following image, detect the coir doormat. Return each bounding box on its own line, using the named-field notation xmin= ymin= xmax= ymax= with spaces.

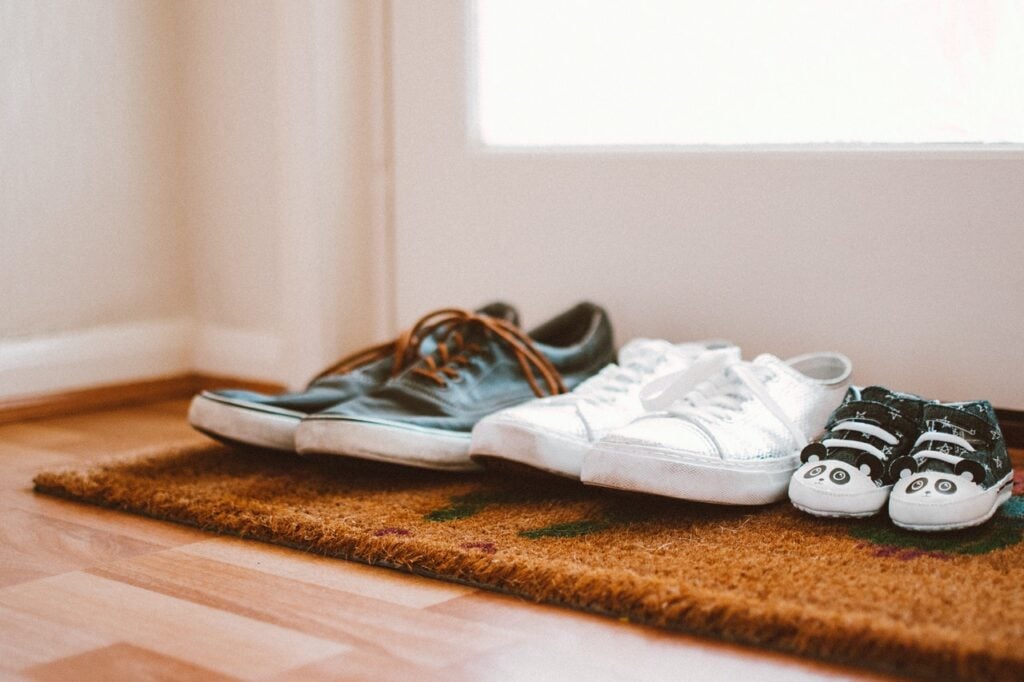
xmin=34 ymin=443 xmax=1024 ymax=680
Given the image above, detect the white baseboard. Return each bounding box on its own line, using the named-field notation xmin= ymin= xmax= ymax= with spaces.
xmin=191 ymin=324 xmax=289 ymax=387
xmin=0 ymin=318 xmax=193 ymax=400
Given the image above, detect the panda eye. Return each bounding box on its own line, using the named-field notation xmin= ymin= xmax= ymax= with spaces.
xmin=803 ymin=465 xmax=826 ymax=478
xmin=935 ymin=479 xmax=957 ymax=495
xmin=829 ymin=468 xmax=850 ymax=485
xmin=907 ymin=477 xmax=927 ymax=494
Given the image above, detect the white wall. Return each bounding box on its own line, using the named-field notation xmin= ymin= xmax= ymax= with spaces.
xmin=0 ymin=0 xmax=384 ymax=398
xmin=390 ymin=2 xmax=1024 ymax=409
xmin=3 ymin=1 xmax=1021 ymax=411
xmin=0 ymin=0 xmax=192 ymax=395
xmin=179 ymin=0 xmax=384 ymax=386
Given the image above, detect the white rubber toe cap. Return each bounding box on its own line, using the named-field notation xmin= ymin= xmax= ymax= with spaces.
xmin=599 ymin=417 xmax=716 ymax=458
xmin=188 ymin=393 xmax=302 ymax=452
xmin=788 ymin=460 xmax=890 ymax=517
xmin=888 ymin=470 xmax=1011 ymax=531
xmin=481 ymin=401 xmax=588 ymax=440
xmin=470 ymin=413 xmax=591 ymax=478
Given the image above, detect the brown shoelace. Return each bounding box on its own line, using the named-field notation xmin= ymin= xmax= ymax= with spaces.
xmin=309 ymin=321 xmax=425 ymax=383
xmin=397 ymin=308 xmax=566 ymax=398
xmin=309 ymin=308 xmax=565 ymax=398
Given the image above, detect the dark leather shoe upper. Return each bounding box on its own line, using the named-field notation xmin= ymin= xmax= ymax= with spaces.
xmin=204 ymin=302 xmax=520 ymax=415
xmin=309 ymin=302 xmax=615 ymax=433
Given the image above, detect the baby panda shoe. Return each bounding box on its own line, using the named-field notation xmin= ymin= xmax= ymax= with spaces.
xmin=888 ymin=401 xmax=1014 ymax=532
xmin=789 ymin=386 xmax=930 ymax=518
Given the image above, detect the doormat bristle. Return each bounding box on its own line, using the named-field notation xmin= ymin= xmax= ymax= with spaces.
xmin=34 ymin=443 xmax=1024 ymax=680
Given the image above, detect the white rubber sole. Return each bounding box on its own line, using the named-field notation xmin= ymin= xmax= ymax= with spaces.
xmin=295 ymin=417 xmax=479 ymax=471
xmin=581 ymin=442 xmax=799 ymax=506
xmin=187 ymin=393 xmax=302 ymax=452
xmin=469 ymin=419 xmax=590 ymax=479
xmin=790 ymin=502 xmax=881 ymax=519
xmin=788 ymin=478 xmax=891 ymax=518
xmin=889 ymin=473 xmax=1014 ymax=532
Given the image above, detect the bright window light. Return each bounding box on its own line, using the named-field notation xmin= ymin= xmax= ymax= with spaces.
xmin=475 ymin=0 xmax=1024 ymax=146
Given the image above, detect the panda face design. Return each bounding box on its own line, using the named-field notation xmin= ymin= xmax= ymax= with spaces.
xmin=803 ymin=464 xmax=826 ymax=479
xmin=903 ymin=476 xmax=959 ymax=496
xmin=829 ymin=468 xmax=851 ymax=485
xmin=800 ymin=461 xmax=865 ymax=488
xmin=906 ymin=477 xmax=928 ymax=494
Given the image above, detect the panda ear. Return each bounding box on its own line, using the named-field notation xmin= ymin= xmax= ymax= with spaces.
xmin=889 ymin=456 xmax=917 ymax=480
xmin=954 ymin=459 xmax=986 ymax=484
xmin=855 ymin=453 xmax=883 ymax=480
xmin=801 ymin=442 xmax=827 ymax=464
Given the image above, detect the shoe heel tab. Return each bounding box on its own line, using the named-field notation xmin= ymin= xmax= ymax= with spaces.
xmin=786 ymin=352 xmax=852 ymax=385
xmin=529 ymin=301 xmax=612 ymax=348
xmin=476 ymin=301 xmax=520 ymax=326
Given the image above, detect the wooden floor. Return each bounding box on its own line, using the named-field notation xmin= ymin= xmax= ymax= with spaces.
xmin=0 ymin=399 xmax=886 ymax=681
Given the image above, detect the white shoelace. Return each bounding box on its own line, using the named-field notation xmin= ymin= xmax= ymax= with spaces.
xmin=642 ymin=361 xmax=809 ymax=450
xmin=572 ymin=351 xmax=669 ymax=405
xmin=822 ymin=421 xmax=899 ymax=462
xmin=575 ymin=343 xmax=733 ymax=405
xmin=637 ymin=348 xmax=740 ymax=410
xmin=911 ymin=430 xmax=975 ymax=467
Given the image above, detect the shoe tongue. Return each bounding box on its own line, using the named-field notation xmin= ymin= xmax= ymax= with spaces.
xmin=751 ymin=354 xmax=786 ymax=375
xmin=857 ymin=386 xmax=927 ymax=421
xmin=859 ymin=386 xmax=893 ymax=402
xmin=860 ymin=385 xmax=919 ymax=401
xmin=448 ymin=321 xmax=488 ymax=347
xmin=476 ymin=302 xmax=519 ymax=327
xmin=617 ymin=338 xmax=673 ymax=366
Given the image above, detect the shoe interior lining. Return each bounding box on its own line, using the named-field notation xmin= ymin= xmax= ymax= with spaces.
xmin=788 ymin=354 xmax=851 ymax=383
xmin=528 ymin=302 xmax=600 ymax=348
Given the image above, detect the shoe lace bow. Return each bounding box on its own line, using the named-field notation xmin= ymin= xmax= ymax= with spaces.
xmin=640 ymin=361 xmax=810 ymax=450
xmin=398 ymin=308 xmax=566 ymax=398
xmin=572 ymin=348 xmax=667 ymax=404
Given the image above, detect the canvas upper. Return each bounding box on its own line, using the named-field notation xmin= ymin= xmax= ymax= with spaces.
xmin=467 ymin=339 xmax=741 ymax=477
xmin=197 ymin=301 xmax=519 ymax=417
xmin=598 ymin=352 xmax=852 ymax=464
xmin=794 ymin=386 xmax=931 ymax=487
xmin=580 ymin=351 xmax=852 ymax=505
xmin=890 ymin=401 xmax=1012 ymax=492
xmin=304 ymin=302 xmax=615 ymax=434
xmin=472 ymin=339 xmax=739 ymax=445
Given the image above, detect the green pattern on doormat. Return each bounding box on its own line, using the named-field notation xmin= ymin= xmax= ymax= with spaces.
xmin=849 ymin=496 xmax=1024 ymax=556
xmin=424 ymin=488 xmax=543 ymax=522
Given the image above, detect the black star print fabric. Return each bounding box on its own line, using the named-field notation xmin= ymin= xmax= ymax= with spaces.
xmin=806 ymin=386 xmax=928 ymax=486
xmin=912 ymin=402 xmax=1010 ymax=490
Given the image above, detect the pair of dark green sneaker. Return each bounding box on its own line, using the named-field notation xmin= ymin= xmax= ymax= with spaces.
xmin=188 ymin=302 xmax=614 ymax=470
xmin=788 ymin=385 xmax=1013 ymax=531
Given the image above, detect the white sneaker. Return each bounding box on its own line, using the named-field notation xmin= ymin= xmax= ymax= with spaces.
xmin=469 ymin=340 xmax=740 ymax=478
xmin=581 ymin=352 xmax=852 ymax=505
